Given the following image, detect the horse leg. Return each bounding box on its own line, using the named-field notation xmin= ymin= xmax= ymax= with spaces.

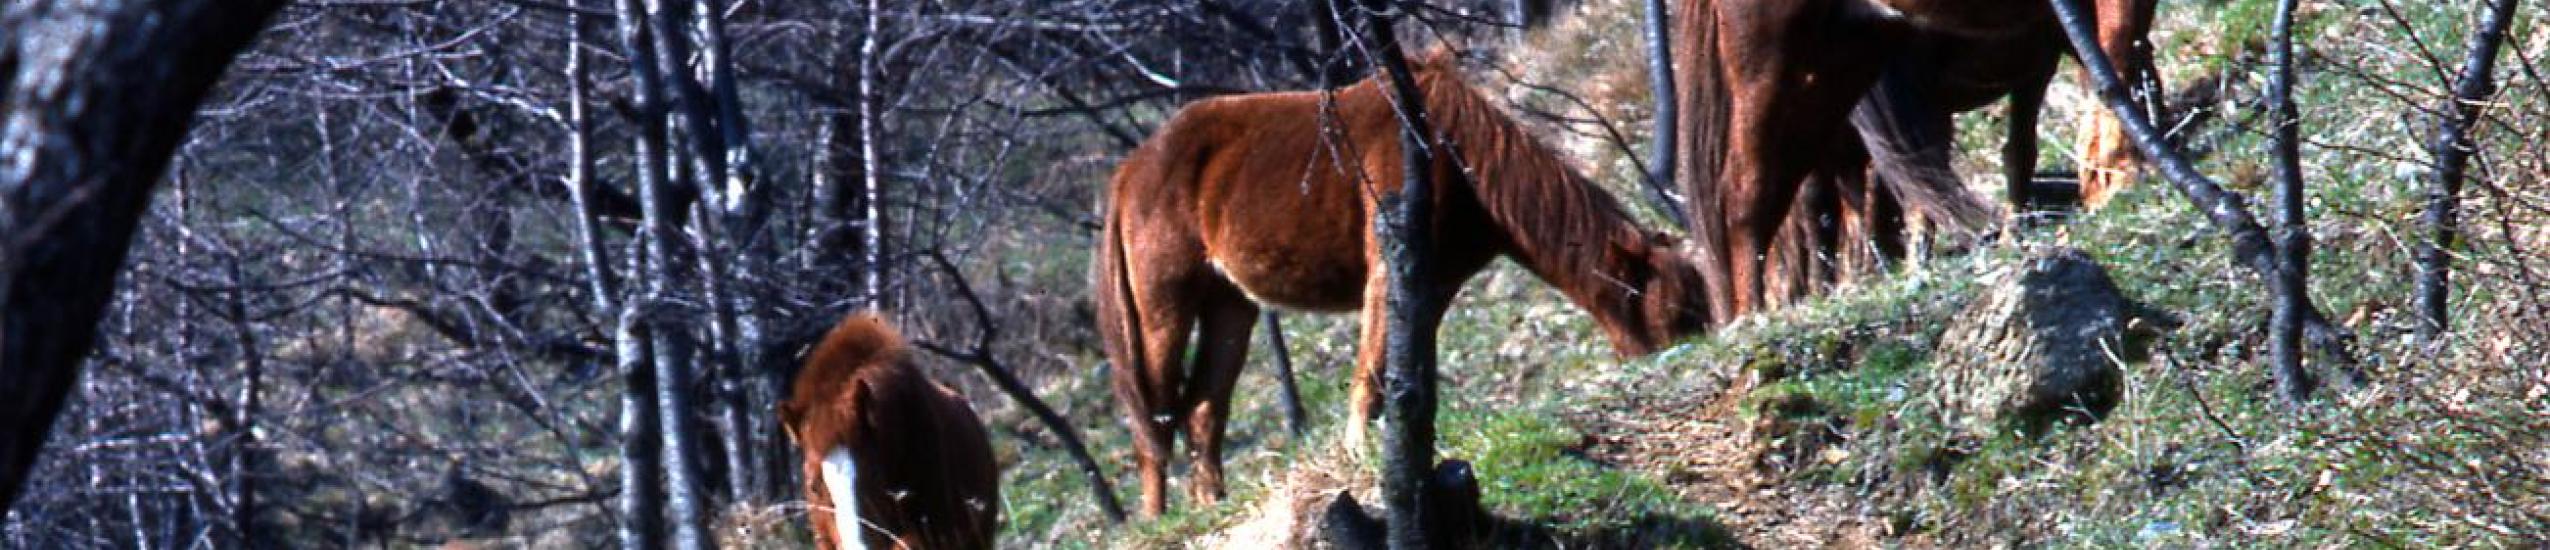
xmin=1717 ymin=0 xmax=1895 ymax=316
xmin=2074 ymin=0 xmax=2161 ymax=210
xmin=1345 ymin=272 xmax=1389 ymax=455
xmin=1110 ymin=272 xmax=1199 ymax=519
xmin=1180 ymin=286 xmax=1258 ymax=506
xmin=2005 ymin=74 xmax=2047 ymax=215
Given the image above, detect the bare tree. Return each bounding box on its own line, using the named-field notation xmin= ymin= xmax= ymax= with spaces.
xmin=2264 ymin=0 xmax=2312 ymax=403
xmin=0 ymin=0 xmax=285 ymax=511
xmin=1355 ymin=1 xmax=1448 ymax=546
xmin=1640 ymin=0 xmax=1687 ymax=231
xmin=2048 ymin=0 xmax=2363 ymax=400
xmin=2415 ymin=0 xmax=2523 ymax=344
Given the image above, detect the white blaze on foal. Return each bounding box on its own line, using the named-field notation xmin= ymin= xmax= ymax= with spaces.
xmin=821 ymin=446 xmax=866 ymax=550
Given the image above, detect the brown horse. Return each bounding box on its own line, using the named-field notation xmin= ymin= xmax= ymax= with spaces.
xmin=780 ymin=313 xmax=1001 ymax=549
xmin=1676 ymin=0 xmax=2161 ymax=319
xmin=1093 ymin=51 xmax=1713 ymax=517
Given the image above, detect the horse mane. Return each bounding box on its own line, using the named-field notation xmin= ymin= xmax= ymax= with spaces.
xmin=1383 ymin=54 xmax=1707 ymax=348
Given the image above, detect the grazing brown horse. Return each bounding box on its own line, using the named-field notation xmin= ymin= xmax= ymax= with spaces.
xmin=780 ymin=313 xmax=1001 ymax=549
xmin=1094 ymin=51 xmax=1713 ymax=517
xmin=1676 ymin=0 xmax=2160 ymax=320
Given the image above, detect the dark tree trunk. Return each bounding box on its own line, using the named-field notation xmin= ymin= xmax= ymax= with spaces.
xmin=1313 ymin=0 xmax=1359 ymax=86
xmin=616 ymin=0 xmax=709 ymax=546
xmin=2416 ymin=0 xmax=2522 ymax=343
xmin=2264 ymin=0 xmax=2314 ymax=405
xmin=0 ymin=0 xmax=283 ymax=512
xmin=1264 ymin=311 xmax=1311 ymax=438
xmin=1359 ymin=3 xmax=1446 ymax=547
xmin=2048 ymin=0 xmax=2363 ymax=395
xmin=222 ymin=256 xmax=266 ymax=544
xmin=563 ymin=6 xmax=645 ymax=537
xmin=1640 ymin=0 xmax=1687 ymax=230
xmin=617 ymin=308 xmax=666 ymax=550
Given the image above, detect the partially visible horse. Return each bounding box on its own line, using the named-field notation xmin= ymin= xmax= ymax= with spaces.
xmin=780 ymin=313 xmax=1001 ymax=549
xmin=1676 ymin=0 xmax=2162 ymax=319
xmin=1093 ymin=51 xmax=1713 ymax=517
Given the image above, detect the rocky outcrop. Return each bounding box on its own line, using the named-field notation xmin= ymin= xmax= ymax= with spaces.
xmin=1930 ymin=245 xmax=2156 ymax=435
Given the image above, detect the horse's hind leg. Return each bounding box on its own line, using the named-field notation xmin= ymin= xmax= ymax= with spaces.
xmin=1717 ymin=0 xmax=1895 ymax=316
xmin=1111 ymin=268 xmax=1201 ymax=518
xmin=1180 ymin=285 xmax=1259 ymax=505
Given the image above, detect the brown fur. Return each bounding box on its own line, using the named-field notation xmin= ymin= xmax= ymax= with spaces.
xmin=779 ymin=313 xmax=1000 ymax=549
xmin=1675 ymin=0 xmax=2159 ymax=319
xmin=1094 ymin=52 xmax=1712 ymax=517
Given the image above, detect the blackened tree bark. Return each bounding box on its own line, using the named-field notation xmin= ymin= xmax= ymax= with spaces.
xmin=1264 ymin=311 xmax=1311 ymax=437
xmin=0 ymin=0 xmax=283 ymax=512
xmin=2265 ymin=0 xmax=2313 ymax=404
xmin=1358 ymin=2 xmax=1445 ymax=547
xmin=1640 ymin=0 xmax=1687 ymax=230
xmin=2049 ymin=0 xmax=2363 ymax=397
xmin=2415 ymin=0 xmax=2522 ymax=344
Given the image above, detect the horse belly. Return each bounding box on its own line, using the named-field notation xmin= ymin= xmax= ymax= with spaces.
xmin=1206 ymin=236 xmax=1366 ymax=312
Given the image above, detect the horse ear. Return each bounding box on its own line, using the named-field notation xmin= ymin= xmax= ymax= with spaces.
xmin=853 ymin=379 xmax=892 ymax=437
xmin=1606 ymin=238 xmax=1656 ymax=285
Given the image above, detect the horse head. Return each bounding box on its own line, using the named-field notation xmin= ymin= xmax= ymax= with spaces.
xmin=1605 ymin=231 xmax=1715 ymax=355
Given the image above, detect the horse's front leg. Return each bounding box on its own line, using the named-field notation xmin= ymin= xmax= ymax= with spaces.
xmin=2005 ymin=75 xmax=2047 ymax=214
xmin=2074 ymin=0 xmax=2161 ymax=209
xmin=1344 ymin=270 xmax=1390 ymax=457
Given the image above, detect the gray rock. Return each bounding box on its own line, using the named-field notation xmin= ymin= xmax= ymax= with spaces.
xmin=1930 ymin=245 xmax=2145 ymax=435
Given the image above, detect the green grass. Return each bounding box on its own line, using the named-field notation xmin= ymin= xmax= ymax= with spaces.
xmin=978 ymin=0 xmax=2550 ymax=546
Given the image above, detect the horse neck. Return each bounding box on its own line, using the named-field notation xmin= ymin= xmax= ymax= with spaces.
xmin=1413 ymin=72 xmax=1664 ymax=351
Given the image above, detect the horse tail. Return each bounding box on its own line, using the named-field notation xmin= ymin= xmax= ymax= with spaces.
xmin=1674 ymin=0 xmax=1738 ymax=323
xmin=1094 ymin=143 xmax=1151 ymax=411
xmin=1850 ymin=68 xmax=2002 ymax=234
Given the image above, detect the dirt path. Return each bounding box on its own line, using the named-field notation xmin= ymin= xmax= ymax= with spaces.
xmin=1573 ymin=372 xmax=1899 ymax=549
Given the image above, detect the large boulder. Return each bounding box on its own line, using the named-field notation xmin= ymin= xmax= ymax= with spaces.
xmin=1930 ymin=245 xmax=2151 ymax=435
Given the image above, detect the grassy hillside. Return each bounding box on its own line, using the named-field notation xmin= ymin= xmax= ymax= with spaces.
xmin=971 ymin=0 xmax=2550 ymax=546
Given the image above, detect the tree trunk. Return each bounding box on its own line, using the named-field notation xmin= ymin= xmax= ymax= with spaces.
xmin=1264 ymin=311 xmax=1311 ymax=438
xmin=1360 ymin=3 xmax=1445 ymax=547
xmin=1640 ymin=0 xmax=1687 ymax=230
xmin=2265 ymin=0 xmax=2314 ymax=404
xmin=616 ymin=0 xmax=709 ymax=545
xmin=617 ymin=306 xmax=666 ymax=550
xmin=1312 ymin=0 xmax=1358 ymax=86
xmin=690 ymin=0 xmax=775 ymax=505
xmin=223 ymin=256 xmax=266 ymax=544
xmin=564 ymin=5 xmax=640 ymax=534
xmin=0 ymin=0 xmax=283 ymax=512
xmin=859 ymin=0 xmax=890 ymax=308
xmin=2048 ymin=0 xmax=2364 ymax=395
xmin=2415 ymin=0 xmax=2522 ymax=343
